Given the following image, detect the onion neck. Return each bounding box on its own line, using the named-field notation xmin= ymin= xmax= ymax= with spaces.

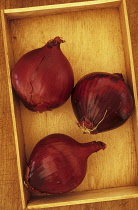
xmin=81 ymin=141 xmax=106 ymax=158
xmin=46 ymin=37 xmax=65 ymax=49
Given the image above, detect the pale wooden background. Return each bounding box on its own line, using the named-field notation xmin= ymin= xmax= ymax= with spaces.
xmin=0 ymin=0 xmax=138 ymax=210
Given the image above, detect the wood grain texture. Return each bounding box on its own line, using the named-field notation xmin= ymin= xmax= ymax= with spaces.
xmin=0 ymin=0 xmax=138 ymax=210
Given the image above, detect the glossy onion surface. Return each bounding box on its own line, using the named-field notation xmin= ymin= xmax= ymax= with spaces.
xmin=71 ymin=72 xmax=134 ymax=134
xmin=12 ymin=37 xmax=74 ymax=112
xmin=25 ymin=133 xmax=106 ymax=194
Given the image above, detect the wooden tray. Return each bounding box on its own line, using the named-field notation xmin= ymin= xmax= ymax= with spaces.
xmin=1 ymin=0 xmax=138 ymax=209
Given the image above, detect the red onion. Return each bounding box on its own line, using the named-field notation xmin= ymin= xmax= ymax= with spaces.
xmin=71 ymin=72 xmax=133 ymax=134
xmin=24 ymin=133 xmax=106 ymax=194
xmin=12 ymin=37 xmax=74 ymax=112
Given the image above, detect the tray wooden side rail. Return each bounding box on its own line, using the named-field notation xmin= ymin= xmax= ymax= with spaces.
xmin=3 ymin=0 xmax=121 ymax=19
xmin=1 ymin=0 xmax=138 ymax=209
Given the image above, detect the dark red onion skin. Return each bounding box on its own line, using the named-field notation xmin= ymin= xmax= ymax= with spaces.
xmin=25 ymin=133 xmax=106 ymax=194
xmin=12 ymin=37 xmax=74 ymax=112
xmin=71 ymin=72 xmax=134 ymax=134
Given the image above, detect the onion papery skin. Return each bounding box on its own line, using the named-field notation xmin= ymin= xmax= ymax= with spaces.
xmin=12 ymin=37 xmax=74 ymax=112
xmin=25 ymin=133 xmax=106 ymax=194
xmin=71 ymin=72 xmax=134 ymax=134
